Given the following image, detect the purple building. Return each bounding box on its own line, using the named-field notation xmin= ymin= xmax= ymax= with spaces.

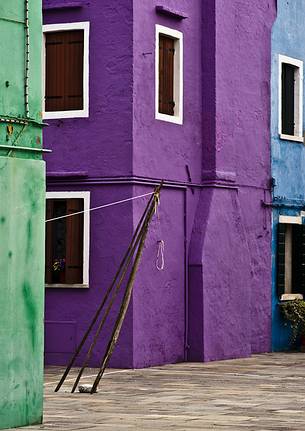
xmin=43 ymin=0 xmax=276 ymax=368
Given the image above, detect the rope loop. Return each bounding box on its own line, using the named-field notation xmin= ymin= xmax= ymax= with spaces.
xmin=156 ymin=240 xmax=165 ymax=271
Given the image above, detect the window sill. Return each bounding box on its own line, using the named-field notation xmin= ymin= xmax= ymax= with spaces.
xmin=279 ymin=133 xmax=304 ymax=143
xmin=155 ymin=112 xmax=183 ymax=125
xmin=280 ymin=293 xmax=304 ymax=301
xmin=43 ymin=109 xmax=89 ymax=120
xmin=45 ymin=283 xmax=89 ymax=289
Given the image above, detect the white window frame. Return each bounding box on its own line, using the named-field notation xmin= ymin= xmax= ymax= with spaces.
xmin=42 ymin=22 xmax=90 ymax=120
xmin=46 ymin=191 xmax=90 ymax=288
xmin=278 ymin=54 xmax=303 ymax=143
xmin=279 ymin=215 xmax=304 ymax=300
xmin=155 ymin=24 xmax=183 ymax=125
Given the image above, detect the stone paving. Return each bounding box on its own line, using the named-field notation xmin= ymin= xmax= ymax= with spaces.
xmin=13 ymin=352 xmax=305 ymax=430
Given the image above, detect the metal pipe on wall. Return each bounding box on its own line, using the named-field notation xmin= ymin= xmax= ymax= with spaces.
xmin=24 ymin=0 xmax=30 ymax=117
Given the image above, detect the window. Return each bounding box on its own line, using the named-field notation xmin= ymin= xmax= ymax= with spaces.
xmin=45 ymin=192 xmax=90 ymax=287
xmin=155 ymin=25 xmax=183 ymax=124
xmin=277 ymin=216 xmax=305 ymax=300
xmin=43 ymin=22 xmax=90 ymax=119
xmin=279 ymin=55 xmax=303 ymax=142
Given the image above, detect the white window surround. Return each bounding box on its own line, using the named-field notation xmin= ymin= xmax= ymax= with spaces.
xmin=279 ymin=215 xmax=304 ymax=300
xmin=155 ymin=24 xmax=183 ymax=125
xmin=42 ymin=22 xmax=90 ymax=120
xmin=46 ymin=191 xmax=90 ymax=288
xmin=278 ymin=54 xmax=304 ymax=143
xmin=279 ymin=215 xmax=302 ymax=225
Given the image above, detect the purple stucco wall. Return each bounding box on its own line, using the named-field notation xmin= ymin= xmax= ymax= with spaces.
xmin=189 ymin=0 xmax=276 ymax=361
xmin=43 ymin=0 xmax=276 ymax=368
xmin=43 ymin=0 xmax=133 ymax=177
xmin=131 ymin=0 xmax=203 ymax=367
xmin=43 ymin=0 xmax=136 ymax=367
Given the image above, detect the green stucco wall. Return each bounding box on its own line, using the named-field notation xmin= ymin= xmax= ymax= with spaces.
xmin=0 ymin=0 xmax=45 ymax=428
xmin=0 ymin=158 xmax=45 ymax=429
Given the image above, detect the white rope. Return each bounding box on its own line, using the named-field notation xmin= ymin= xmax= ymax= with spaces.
xmin=156 ymin=240 xmax=165 ymax=271
xmin=45 ymin=192 xmax=154 ymax=223
xmin=154 ymin=197 xmax=165 ymax=271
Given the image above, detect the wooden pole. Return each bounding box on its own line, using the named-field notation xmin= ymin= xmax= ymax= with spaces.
xmin=71 ymin=214 xmax=150 ymax=393
xmin=90 ymin=187 xmax=161 ymax=394
xmin=55 ymin=193 xmax=154 ymax=392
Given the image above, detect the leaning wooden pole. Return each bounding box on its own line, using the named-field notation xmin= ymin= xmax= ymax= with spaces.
xmin=55 ymin=192 xmax=155 ymax=392
xmin=71 ymin=214 xmax=150 ymax=393
xmin=90 ymin=185 xmax=161 ymax=394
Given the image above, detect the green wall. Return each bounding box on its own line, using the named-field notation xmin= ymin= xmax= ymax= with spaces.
xmin=0 ymin=0 xmax=45 ymax=428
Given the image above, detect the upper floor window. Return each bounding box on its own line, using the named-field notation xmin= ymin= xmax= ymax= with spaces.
xmin=43 ymin=22 xmax=90 ymax=119
xmin=279 ymin=55 xmax=303 ymax=142
xmin=155 ymin=25 xmax=183 ymax=125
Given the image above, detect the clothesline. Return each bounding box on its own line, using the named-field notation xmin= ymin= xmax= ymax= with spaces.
xmin=45 ymin=192 xmax=154 ymax=223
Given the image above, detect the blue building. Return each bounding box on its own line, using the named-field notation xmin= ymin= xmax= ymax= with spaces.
xmin=271 ymin=0 xmax=305 ymax=350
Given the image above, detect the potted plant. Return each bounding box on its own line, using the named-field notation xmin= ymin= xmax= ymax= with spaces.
xmin=280 ymin=299 xmax=305 ymax=350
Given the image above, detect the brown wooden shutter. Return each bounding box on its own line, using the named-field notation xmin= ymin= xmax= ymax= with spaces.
xmin=159 ymin=35 xmax=175 ymax=115
xmin=292 ymin=224 xmax=305 ymax=297
xmin=45 ymin=30 xmax=84 ymax=112
xmin=45 ymin=200 xmax=54 ymax=284
xmin=65 ymin=199 xmax=84 ymax=284
xmin=277 ymin=223 xmax=286 ymax=298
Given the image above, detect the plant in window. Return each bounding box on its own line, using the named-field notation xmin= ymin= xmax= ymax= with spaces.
xmin=280 ymin=299 xmax=305 ymax=346
xmin=53 ymin=258 xmax=66 ymax=272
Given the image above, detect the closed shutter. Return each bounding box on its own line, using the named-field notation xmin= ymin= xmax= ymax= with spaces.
xmin=292 ymin=224 xmax=305 ymax=297
xmin=277 ymin=223 xmax=286 ymax=297
xmin=45 ymin=30 xmax=84 ymax=112
xmin=65 ymin=199 xmax=84 ymax=284
xmin=45 ymin=200 xmax=54 ymax=284
xmin=282 ymin=63 xmax=295 ymax=135
xmin=159 ymin=35 xmax=175 ymax=116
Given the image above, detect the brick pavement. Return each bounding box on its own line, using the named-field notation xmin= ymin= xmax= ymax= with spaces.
xmin=12 ymin=352 xmax=305 ymax=430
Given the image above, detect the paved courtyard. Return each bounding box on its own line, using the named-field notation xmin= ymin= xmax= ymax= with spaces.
xmin=14 ymin=352 xmax=305 ymax=430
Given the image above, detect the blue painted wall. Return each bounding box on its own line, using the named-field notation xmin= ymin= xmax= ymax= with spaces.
xmin=271 ymin=0 xmax=305 ymax=350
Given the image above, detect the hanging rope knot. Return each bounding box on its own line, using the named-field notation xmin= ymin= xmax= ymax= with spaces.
xmin=156 ymin=240 xmax=165 ymax=271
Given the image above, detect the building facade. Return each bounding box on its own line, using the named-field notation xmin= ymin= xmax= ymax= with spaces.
xmin=271 ymin=0 xmax=305 ymax=350
xmin=43 ymin=0 xmax=276 ymax=368
xmin=0 ymin=1 xmax=45 ymax=429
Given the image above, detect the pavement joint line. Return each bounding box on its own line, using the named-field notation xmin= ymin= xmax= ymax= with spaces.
xmin=44 ymin=369 xmax=132 ymax=386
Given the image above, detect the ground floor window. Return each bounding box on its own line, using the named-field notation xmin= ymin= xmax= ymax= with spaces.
xmin=277 ymin=216 xmax=305 ymax=299
xmin=46 ymin=191 xmax=90 ymax=287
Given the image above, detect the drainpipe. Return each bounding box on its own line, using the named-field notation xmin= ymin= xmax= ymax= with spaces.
xmin=24 ymin=0 xmax=30 ymax=117
xmin=184 ymin=189 xmax=190 ymax=361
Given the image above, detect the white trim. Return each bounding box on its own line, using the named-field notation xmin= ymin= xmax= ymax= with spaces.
xmin=280 ymin=293 xmax=304 ymax=301
xmin=46 ymin=191 xmax=90 ymax=287
xmin=279 ymin=134 xmax=304 ymax=143
xmin=42 ymin=22 xmax=90 ymax=120
xmin=278 ymin=54 xmax=303 ymax=141
xmin=155 ymin=24 xmax=183 ymax=125
xmin=279 ymin=215 xmax=302 ymax=225
xmin=45 ymin=284 xmax=88 ymax=289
